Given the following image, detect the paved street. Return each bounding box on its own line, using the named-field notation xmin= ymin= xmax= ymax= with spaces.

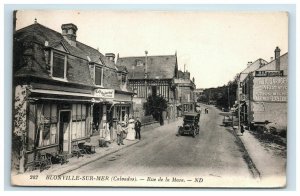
xmin=67 ymin=104 xmax=259 ymax=186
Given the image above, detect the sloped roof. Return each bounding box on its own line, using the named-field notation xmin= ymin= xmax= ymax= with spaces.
xmin=115 ymin=65 xmax=128 ymax=73
xmin=240 ymin=58 xmax=268 ymax=82
xmin=15 ymin=23 xmax=115 ymax=68
xmin=116 ymin=55 xmax=177 ymax=79
xmin=14 ymin=23 xmax=123 ymax=88
xmin=257 ymin=53 xmax=288 ymax=76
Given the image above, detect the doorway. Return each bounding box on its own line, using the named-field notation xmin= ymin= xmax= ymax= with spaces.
xmin=59 ymin=111 xmax=71 ymax=153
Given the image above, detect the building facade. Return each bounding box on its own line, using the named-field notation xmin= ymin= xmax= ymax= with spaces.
xmin=13 ymin=22 xmax=133 ymax=171
xmin=174 ymin=70 xmax=196 ymax=116
xmin=238 ymin=47 xmax=288 ymax=129
xmin=116 ymin=53 xmax=196 ymax=120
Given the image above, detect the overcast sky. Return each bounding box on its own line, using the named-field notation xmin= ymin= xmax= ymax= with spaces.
xmin=16 ymin=10 xmax=288 ymax=88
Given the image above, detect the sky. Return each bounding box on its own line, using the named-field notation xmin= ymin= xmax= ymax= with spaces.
xmin=15 ymin=10 xmax=288 ymax=89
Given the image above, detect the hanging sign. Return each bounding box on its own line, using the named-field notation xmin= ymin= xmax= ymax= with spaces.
xmin=94 ymin=89 xmax=115 ymax=99
xmin=255 ymin=70 xmax=284 ymax=77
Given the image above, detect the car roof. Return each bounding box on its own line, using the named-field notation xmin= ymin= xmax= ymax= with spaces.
xmin=183 ymin=112 xmax=200 ymax=117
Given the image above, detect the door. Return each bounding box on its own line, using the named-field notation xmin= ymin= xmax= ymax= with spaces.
xmin=59 ymin=111 xmax=71 ymax=153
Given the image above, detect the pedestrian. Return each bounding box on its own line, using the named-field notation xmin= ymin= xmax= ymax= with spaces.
xmin=206 ymin=108 xmax=209 ymax=114
xmin=104 ymin=121 xmax=111 ymax=147
xmin=135 ymin=117 xmax=142 ymax=140
xmin=116 ymin=121 xmax=125 ymax=145
xmin=240 ymin=124 xmax=244 ymax=136
xmin=126 ymin=118 xmax=135 ymax=140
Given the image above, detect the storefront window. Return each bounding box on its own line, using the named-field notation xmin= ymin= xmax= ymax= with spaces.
xmin=37 ymin=103 xmax=58 ymax=147
xmin=72 ymin=104 xmax=87 ymax=140
xmin=114 ymin=105 xmax=130 ymax=122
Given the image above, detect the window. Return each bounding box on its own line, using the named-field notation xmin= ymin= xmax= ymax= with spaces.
xmin=152 ymin=86 xmax=157 ymax=97
xmin=114 ymin=105 xmax=130 ymax=122
xmin=52 ymin=51 xmax=67 ymax=79
xmin=95 ymin=66 xmax=103 ymax=86
xmin=136 ymin=60 xmax=144 ymax=67
xmin=71 ymin=104 xmax=87 ymax=140
xmin=37 ymin=103 xmax=58 ymax=147
xmin=121 ymin=73 xmax=127 ymax=85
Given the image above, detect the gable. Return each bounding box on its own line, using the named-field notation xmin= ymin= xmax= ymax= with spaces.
xmin=52 ymin=42 xmax=69 ymax=53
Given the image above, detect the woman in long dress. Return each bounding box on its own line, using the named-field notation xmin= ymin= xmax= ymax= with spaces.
xmin=104 ymin=122 xmax=111 ymax=145
xmin=126 ymin=118 xmax=136 ymax=140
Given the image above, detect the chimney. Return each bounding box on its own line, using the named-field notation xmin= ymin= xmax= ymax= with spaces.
xmin=258 ymin=58 xmax=265 ymax=68
xmin=61 ymin=23 xmax=78 ymax=47
xmin=275 ymin=46 xmax=281 ymax=70
xmin=105 ymin=53 xmax=115 ymax=62
xmin=247 ymin=61 xmax=252 ymax=67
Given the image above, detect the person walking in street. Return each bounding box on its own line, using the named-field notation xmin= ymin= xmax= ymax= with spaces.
xmin=135 ymin=117 xmax=142 ymax=140
xmin=117 ymin=121 xmax=125 ymax=145
xmin=240 ymin=124 xmax=245 ymax=136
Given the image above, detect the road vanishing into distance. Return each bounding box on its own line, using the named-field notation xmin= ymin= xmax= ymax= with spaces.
xmin=67 ymin=104 xmax=260 ymax=187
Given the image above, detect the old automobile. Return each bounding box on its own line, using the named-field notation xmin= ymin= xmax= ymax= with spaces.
xmin=178 ymin=112 xmax=200 ymax=137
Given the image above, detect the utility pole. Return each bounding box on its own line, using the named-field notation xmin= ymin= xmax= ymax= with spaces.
xmin=144 ymin=50 xmax=148 ymax=98
xmin=228 ymin=86 xmax=230 ymax=110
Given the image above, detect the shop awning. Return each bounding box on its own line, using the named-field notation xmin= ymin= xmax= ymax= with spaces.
xmin=30 ymin=89 xmax=94 ymax=98
xmin=30 ymin=97 xmax=93 ymax=102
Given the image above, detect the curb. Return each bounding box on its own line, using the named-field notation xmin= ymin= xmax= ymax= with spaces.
xmin=230 ymin=127 xmax=261 ymax=179
xmin=58 ymin=140 xmax=140 ymax=176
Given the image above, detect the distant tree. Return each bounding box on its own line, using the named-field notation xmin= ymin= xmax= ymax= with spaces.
xmin=201 ymin=75 xmax=238 ymax=109
xmin=144 ymin=95 xmax=168 ymax=125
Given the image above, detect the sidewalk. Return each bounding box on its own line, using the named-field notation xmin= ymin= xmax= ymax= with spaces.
xmin=13 ymin=118 xmax=181 ymax=177
xmin=232 ymin=126 xmax=286 ymax=186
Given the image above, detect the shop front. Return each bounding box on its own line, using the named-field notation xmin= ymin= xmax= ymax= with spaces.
xmin=23 ymin=88 xmax=94 ymax=168
xmin=91 ymin=88 xmax=133 ymax=141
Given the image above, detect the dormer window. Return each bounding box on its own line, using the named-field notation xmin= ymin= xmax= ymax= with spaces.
xmin=136 ymin=60 xmax=144 ymax=67
xmin=121 ymin=73 xmax=127 ymax=85
xmin=51 ymin=51 xmax=67 ymax=80
xmin=95 ymin=66 xmax=103 ymax=86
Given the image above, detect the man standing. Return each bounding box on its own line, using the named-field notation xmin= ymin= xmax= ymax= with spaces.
xmin=116 ymin=121 xmax=125 ymax=145
xmin=135 ymin=117 xmax=142 ymax=140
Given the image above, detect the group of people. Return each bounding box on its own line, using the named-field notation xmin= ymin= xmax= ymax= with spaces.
xmin=102 ymin=117 xmax=142 ymax=146
xmin=204 ymin=108 xmax=209 ymax=114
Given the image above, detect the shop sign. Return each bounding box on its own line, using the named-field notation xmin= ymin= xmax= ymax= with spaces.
xmin=253 ymin=77 xmax=287 ymax=102
xmin=255 ymin=70 xmax=283 ymax=77
xmin=94 ymin=89 xmax=115 ymax=99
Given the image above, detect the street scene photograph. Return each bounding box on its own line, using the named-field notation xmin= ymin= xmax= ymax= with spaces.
xmin=10 ymin=10 xmax=288 ymax=187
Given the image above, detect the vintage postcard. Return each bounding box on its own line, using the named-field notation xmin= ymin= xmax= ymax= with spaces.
xmin=11 ymin=10 xmax=288 ymax=187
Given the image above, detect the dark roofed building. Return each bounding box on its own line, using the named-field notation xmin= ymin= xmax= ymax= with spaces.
xmin=117 ymin=55 xmax=178 ymax=80
xmin=116 ymin=52 xmax=195 ymax=120
xmin=13 ymin=21 xmax=133 ymax=173
xmin=116 ymin=53 xmax=178 ymax=101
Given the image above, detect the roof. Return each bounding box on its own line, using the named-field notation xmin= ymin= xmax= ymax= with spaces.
xmin=240 ymin=58 xmax=268 ymax=82
xmin=116 ymin=65 xmax=128 ymax=73
xmin=13 ymin=23 xmax=129 ymax=91
xmin=116 ymin=55 xmax=177 ymax=79
xmin=183 ymin=112 xmax=200 ymax=117
xmin=256 ymin=52 xmax=288 ymax=76
xmin=15 ymin=23 xmax=114 ymax=67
